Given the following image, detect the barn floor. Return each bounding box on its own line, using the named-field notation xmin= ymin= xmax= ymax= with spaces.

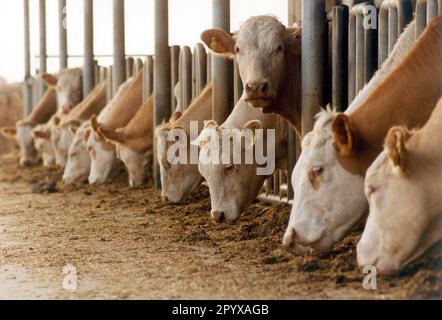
xmin=0 ymin=151 xmax=441 ymax=300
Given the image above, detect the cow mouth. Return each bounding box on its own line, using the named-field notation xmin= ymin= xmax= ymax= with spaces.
xmin=244 ymin=97 xmax=274 ymax=109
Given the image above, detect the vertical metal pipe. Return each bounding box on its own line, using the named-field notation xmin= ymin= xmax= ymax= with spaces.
xmin=84 ymin=0 xmax=94 ymax=96
xmin=348 ymin=13 xmax=356 ymax=104
xmin=288 ymin=0 xmax=302 ymax=25
xmin=388 ymin=7 xmax=398 ymax=53
xmin=23 ymin=0 xmax=32 ymax=116
xmin=153 ymin=0 xmax=171 ymax=189
xmin=355 ymin=12 xmax=364 ymax=95
xmin=427 ymin=0 xmax=439 ymax=23
xmin=39 ymin=0 xmax=47 ymax=98
xmin=125 ymin=57 xmax=134 ymax=79
xmin=439 ymin=0 xmax=442 ymax=15
xmin=58 ymin=0 xmax=68 ymax=69
xmin=332 ymin=6 xmax=349 ymax=111
xmin=170 ymin=46 xmax=180 ymax=112
xmin=106 ymin=66 xmax=113 ymax=101
xmin=416 ymin=0 xmax=428 ymax=37
xmin=364 ymin=9 xmax=378 ymax=84
xmin=396 ymin=0 xmax=413 ymax=34
xmin=212 ymin=0 xmax=232 ymax=124
xmin=143 ymin=55 xmax=154 ymax=101
xmin=302 ymin=0 xmax=327 ymax=136
xmin=378 ymin=3 xmax=389 ymax=67
xmin=179 ymin=46 xmax=192 ymax=110
xmin=192 ymin=43 xmax=207 ymax=99
xmin=113 ymin=0 xmax=125 ymax=93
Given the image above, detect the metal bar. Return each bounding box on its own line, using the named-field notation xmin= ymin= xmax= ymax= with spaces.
xmin=416 ymin=0 xmax=428 ymax=37
xmin=84 ymin=0 xmax=94 ymax=96
xmin=332 ymin=5 xmax=349 ymax=111
xmin=23 ymin=0 xmax=32 ymax=116
xmin=39 ymin=0 xmax=47 ymax=98
xmin=355 ymin=11 xmax=364 ymax=94
xmin=288 ymin=0 xmax=302 ymax=25
xmin=388 ymin=7 xmax=399 ymax=53
xmin=106 ymin=66 xmax=113 ymax=101
xmin=143 ymin=55 xmax=154 ymax=102
xmin=193 ymin=43 xmax=207 ymax=99
xmin=113 ymin=0 xmax=126 ymax=94
xmin=428 ymin=0 xmax=439 ymax=23
xmin=302 ymin=0 xmax=327 ymax=136
xmin=364 ymin=8 xmax=377 ymax=84
xmin=212 ymin=0 xmax=232 ymax=124
xmin=179 ymin=46 xmax=193 ymax=110
xmin=348 ymin=12 xmax=356 ymax=103
xmin=153 ymin=0 xmax=171 ymax=189
xmin=379 ymin=2 xmax=389 ymax=67
xmin=58 ymin=0 xmax=67 ymax=69
xmin=396 ymin=0 xmax=413 ymax=33
xmin=170 ymin=46 xmax=180 ymax=112
xmin=126 ymin=57 xmax=134 ymax=79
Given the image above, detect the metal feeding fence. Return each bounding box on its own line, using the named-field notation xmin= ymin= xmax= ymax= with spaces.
xmin=21 ymin=0 xmax=441 ymax=205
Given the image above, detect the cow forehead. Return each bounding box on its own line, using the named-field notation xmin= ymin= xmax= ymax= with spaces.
xmin=236 ymin=16 xmax=286 ymax=47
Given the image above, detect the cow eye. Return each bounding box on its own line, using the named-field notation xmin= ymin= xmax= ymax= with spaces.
xmin=366 ymin=186 xmax=378 ymax=198
xmin=275 ymin=45 xmax=283 ymax=54
xmin=224 ymin=164 xmax=234 ymax=175
xmin=311 ymin=166 xmax=324 ymax=176
xmin=235 ymin=46 xmax=240 ymax=54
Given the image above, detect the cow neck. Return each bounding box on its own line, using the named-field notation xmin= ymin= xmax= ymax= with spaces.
xmin=338 ymin=16 xmax=442 ymax=176
xmin=28 ymin=88 xmax=57 ymax=125
xmin=271 ymin=39 xmax=302 ymax=138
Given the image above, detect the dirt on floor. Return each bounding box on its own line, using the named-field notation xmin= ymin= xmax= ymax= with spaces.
xmin=0 ymin=151 xmax=441 ymax=300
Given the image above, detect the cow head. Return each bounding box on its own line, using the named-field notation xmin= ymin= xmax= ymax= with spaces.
xmin=357 ymin=126 xmax=442 ymax=275
xmin=1 ymin=120 xmax=39 ymax=166
xmin=63 ymin=122 xmax=91 ymax=184
xmin=283 ymin=109 xmax=367 ymax=253
xmin=156 ymin=112 xmax=203 ymax=202
xmin=87 ymin=115 xmax=117 ymax=184
xmin=42 ymin=68 xmax=83 ymax=114
xmin=98 ymin=125 xmax=152 ymax=187
xmin=32 ymin=124 xmax=55 ymax=167
xmin=50 ymin=117 xmax=78 ymax=168
xmin=202 ymin=16 xmax=301 ymax=114
xmin=195 ymin=120 xmax=269 ymax=222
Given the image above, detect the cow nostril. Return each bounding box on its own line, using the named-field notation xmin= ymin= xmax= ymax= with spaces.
xmin=259 ymin=82 xmax=269 ymax=95
xmin=283 ymin=228 xmax=297 ymax=250
xmin=211 ymin=211 xmax=226 ymax=223
xmin=162 ymin=195 xmax=169 ymax=202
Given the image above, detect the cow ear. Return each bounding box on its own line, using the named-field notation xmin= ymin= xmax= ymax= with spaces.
xmin=83 ymin=128 xmax=91 ymax=143
xmin=98 ymin=127 xmax=125 ymax=144
xmin=385 ymin=126 xmax=411 ymax=175
xmin=332 ymin=114 xmax=355 ymax=157
xmin=41 ymin=73 xmax=58 ymax=87
xmin=32 ymin=129 xmax=50 ymax=140
xmin=0 ymin=126 xmax=17 ymax=140
xmin=242 ymin=120 xmax=263 ymax=148
xmin=201 ymin=28 xmax=235 ymax=59
xmin=169 ymin=111 xmax=182 ymax=123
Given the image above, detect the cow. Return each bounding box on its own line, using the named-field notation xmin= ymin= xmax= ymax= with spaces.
xmin=48 ymin=80 xmax=108 ymax=168
xmin=201 ymin=15 xmax=302 ymax=137
xmin=358 ymin=97 xmax=442 ymax=275
xmin=42 ymin=68 xmax=83 ymax=114
xmin=283 ymin=16 xmax=442 ymax=253
xmin=193 ymin=98 xmax=288 ymax=222
xmin=96 ymin=96 xmax=154 ymax=187
xmin=0 ymin=82 xmax=23 ymax=156
xmin=31 ymin=114 xmax=60 ymax=167
xmin=62 ymin=79 xmax=133 ymax=184
xmin=155 ymin=84 xmax=212 ymax=202
xmin=1 ymin=87 xmax=57 ymax=166
xmin=87 ymin=71 xmax=143 ymax=184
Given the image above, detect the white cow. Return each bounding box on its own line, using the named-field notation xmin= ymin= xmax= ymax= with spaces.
xmin=284 ymin=17 xmax=442 ymax=252
xmin=358 ymin=97 xmax=442 ymax=275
